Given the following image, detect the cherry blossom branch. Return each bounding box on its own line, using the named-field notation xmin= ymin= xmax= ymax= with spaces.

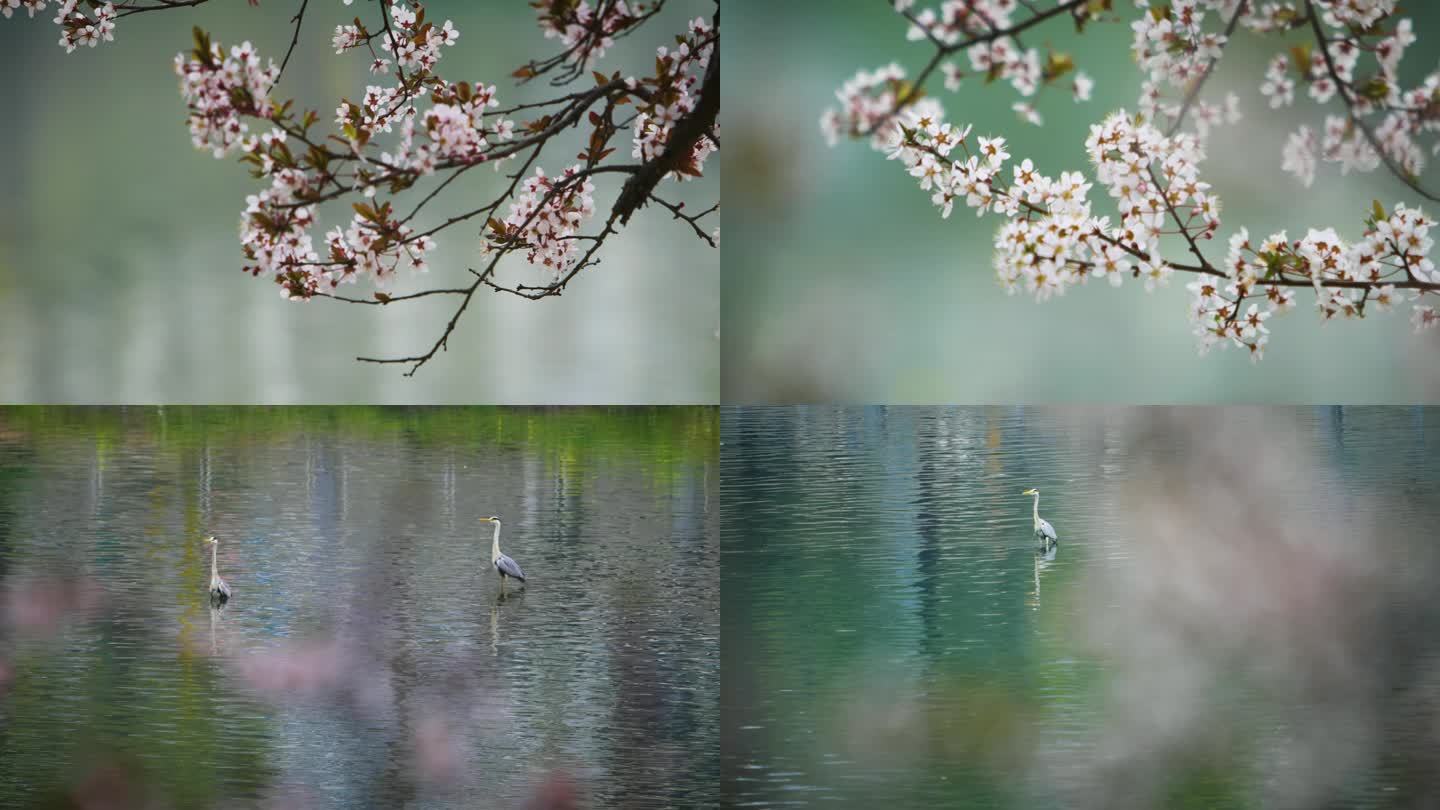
xmin=1145 ymin=163 xmax=1216 ymax=272
xmin=5 ymin=0 xmax=717 ymax=375
xmin=113 ymin=0 xmax=214 ymax=21
xmin=517 ymin=0 xmax=670 ymax=86
xmin=1303 ymin=0 xmax=1440 ymax=204
xmin=863 ymin=0 xmax=1091 ymax=137
xmin=613 ymin=40 xmax=718 ymax=223
xmin=1165 ymin=1 xmax=1247 ymax=138
xmin=825 ymin=0 xmax=1440 ymax=356
xmin=315 ymin=286 xmax=469 ymax=306
xmin=353 ymin=161 xmax=641 ymax=374
xmin=161 ymin=4 xmax=718 ymax=376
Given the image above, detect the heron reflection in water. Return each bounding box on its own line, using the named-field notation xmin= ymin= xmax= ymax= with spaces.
xmin=480 ymin=516 xmax=526 ymax=591
xmin=1032 ymin=541 xmax=1058 ymax=608
xmin=209 ymin=600 xmax=226 ymax=655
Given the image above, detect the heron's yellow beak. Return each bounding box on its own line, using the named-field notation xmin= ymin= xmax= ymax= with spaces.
xmin=1022 ymin=488 xmax=1037 ymax=495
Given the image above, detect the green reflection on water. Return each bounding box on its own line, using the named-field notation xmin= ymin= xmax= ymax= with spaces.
xmin=0 ymin=405 xmax=716 ymax=464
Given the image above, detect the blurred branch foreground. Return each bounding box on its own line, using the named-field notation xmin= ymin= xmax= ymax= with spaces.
xmin=1064 ymin=408 xmax=1440 ymax=808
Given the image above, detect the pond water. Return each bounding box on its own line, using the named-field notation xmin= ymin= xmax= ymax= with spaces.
xmin=722 ymin=406 xmax=1440 ymax=809
xmin=0 ymin=407 xmax=718 ymax=809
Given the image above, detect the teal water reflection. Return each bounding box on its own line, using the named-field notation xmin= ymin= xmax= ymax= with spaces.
xmin=722 ymin=406 xmax=1440 ymax=809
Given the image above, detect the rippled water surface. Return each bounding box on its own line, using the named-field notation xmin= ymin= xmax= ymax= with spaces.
xmin=0 ymin=407 xmax=718 ymax=808
xmin=722 ymin=406 xmax=1440 ymax=809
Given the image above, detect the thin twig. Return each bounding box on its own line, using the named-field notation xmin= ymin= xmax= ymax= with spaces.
xmin=277 ymin=0 xmax=310 ymax=81
xmin=649 ymin=196 xmax=718 ymax=246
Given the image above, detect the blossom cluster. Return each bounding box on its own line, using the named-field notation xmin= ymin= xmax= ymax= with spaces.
xmin=1189 ymin=202 xmax=1436 ymax=357
xmin=534 ymin=0 xmax=640 ymax=65
xmin=2 ymin=0 xmax=117 ymax=51
xmin=0 ymin=0 xmax=44 ymax=20
xmin=234 ymin=127 xmax=439 ymax=301
xmin=819 ymin=63 xmax=910 ymax=149
xmin=420 ymin=81 xmax=506 ymax=164
xmin=175 ymin=35 xmax=280 ymax=159
xmin=1214 ymin=0 xmax=1433 ymax=191
xmin=871 ymin=101 xmax=1203 ymax=300
xmin=824 ymin=0 xmax=1440 ymax=358
xmin=1130 ymin=0 xmax=1241 ymax=135
xmin=236 ymin=142 xmax=323 ymax=299
xmin=491 ymin=165 xmax=597 ymax=275
xmin=897 ymin=0 xmax=1096 ymax=126
xmin=324 ymin=203 xmax=436 ymax=290
xmin=57 ymin=0 xmax=114 ymax=52
xmin=831 ymin=83 xmax=1438 ymax=358
xmin=631 ymin=16 xmax=718 ymax=179
xmin=332 ymin=2 xmax=459 ymax=104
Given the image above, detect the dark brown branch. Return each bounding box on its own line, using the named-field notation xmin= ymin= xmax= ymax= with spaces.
xmin=277 ymin=0 xmax=309 ymax=81
xmin=113 ymin=0 xmax=214 ymax=20
xmin=1146 ymin=163 xmax=1216 ymax=272
xmin=315 ymin=286 xmax=470 ymax=305
xmin=649 ymin=196 xmax=718 ymax=246
xmin=611 ymin=39 xmax=718 ymax=224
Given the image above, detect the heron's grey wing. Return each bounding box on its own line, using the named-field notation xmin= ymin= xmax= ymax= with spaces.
xmin=1038 ymin=518 xmax=1057 ymax=540
xmin=496 ymin=553 xmax=526 ymax=581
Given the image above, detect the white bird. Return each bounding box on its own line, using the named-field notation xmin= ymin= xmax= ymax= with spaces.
xmin=1022 ymin=488 xmax=1057 ymax=550
xmin=480 ymin=516 xmax=526 ymax=590
xmin=204 ymin=536 xmax=231 ymax=604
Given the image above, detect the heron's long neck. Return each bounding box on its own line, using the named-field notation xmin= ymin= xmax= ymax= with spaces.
xmin=491 ymin=523 xmax=501 ymax=560
xmin=211 ymin=543 xmax=218 ymax=579
xmin=1032 ymin=493 xmax=1040 ymax=522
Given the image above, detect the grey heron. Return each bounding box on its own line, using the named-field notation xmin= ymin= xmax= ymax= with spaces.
xmin=204 ymin=536 xmax=231 ymax=604
xmin=1022 ymin=488 xmax=1058 ymax=549
xmin=480 ymin=516 xmax=526 ymax=589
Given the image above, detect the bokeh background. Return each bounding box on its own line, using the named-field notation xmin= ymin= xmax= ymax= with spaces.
xmin=723 ymin=405 xmax=1440 ymax=808
xmin=724 ymin=3 xmax=1440 ymax=402
xmin=0 ymin=406 xmax=718 ymax=808
xmin=0 ymin=1 xmax=718 ymax=403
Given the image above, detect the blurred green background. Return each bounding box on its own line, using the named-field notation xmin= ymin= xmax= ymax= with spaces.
xmin=0 ymin=0 xmax=718 ymax=403
xmin=723 ymin=2 xmax=1440 ymax=402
